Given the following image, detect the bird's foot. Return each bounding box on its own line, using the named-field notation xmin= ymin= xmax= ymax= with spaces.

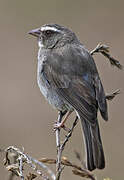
xmin=54 ymin=122 xmax=64 ymax=129
xmin=53 ymin=122 xmax=70 ymax=132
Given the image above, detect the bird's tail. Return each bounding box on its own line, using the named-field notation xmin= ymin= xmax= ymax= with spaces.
xmin=80 ymin=118 xmax=105 ymax=171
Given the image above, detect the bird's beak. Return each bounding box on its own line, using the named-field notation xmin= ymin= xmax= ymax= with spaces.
xmin=28 ymin=28 xmax=41 ymax=38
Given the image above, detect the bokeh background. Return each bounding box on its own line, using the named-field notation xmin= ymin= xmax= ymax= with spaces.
xmin=0 ymin=0 xmax=124 ymax=179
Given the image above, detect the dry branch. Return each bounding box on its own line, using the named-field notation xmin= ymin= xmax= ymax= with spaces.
xmin=90 ymin=43 xmax=123 ymax=70
xmin=4 ymin=146 xmax=55 ymax=180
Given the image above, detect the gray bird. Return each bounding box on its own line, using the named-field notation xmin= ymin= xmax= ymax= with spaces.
xmin=29 ymin=24 xmax=108 ymax=171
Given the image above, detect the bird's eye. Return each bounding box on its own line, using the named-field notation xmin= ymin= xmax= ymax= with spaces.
xmin=43 ymin=30 xmax=53 ymax=36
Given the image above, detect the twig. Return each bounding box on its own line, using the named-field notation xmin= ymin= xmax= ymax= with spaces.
xmin=60 ymin=116 xmax=78 ymax=151
xmin=18 ymin=155 xmax=24 ymax=180
xmin=90 ymin=43 xmax=123 ymax=70
xmin=106 ymin=89 xmax=120 ymax=101
xmin=55 ymin=111 xmax=64 ymax=180
xmin=90 ymin=43 xmax=109 ymax=56
xmin=72 ymin=169 xmax=95 ymax=180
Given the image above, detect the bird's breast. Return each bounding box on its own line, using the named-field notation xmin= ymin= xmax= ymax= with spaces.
xmin=37 ymin=52 xmax=69 ymax=111
xmin=37 ymin=55 xmax=49 ymax=99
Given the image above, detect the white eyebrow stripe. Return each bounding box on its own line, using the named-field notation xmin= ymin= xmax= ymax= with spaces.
xmin=40 ymin=26 xmax=61 ymax=32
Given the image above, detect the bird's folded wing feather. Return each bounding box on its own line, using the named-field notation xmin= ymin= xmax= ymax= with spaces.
xmin=42 ymin=45 xmax=108 ymax=124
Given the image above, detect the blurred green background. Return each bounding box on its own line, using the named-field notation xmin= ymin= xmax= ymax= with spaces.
xmin=0 ymin=0 xmax=124 ymax=179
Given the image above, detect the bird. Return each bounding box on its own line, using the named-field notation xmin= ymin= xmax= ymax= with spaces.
xmin=28 ymin=24 xmax=108 ymax=171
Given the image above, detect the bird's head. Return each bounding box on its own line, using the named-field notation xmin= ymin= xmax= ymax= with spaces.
xmin=28 ymin=24 xmax=78 ymax=49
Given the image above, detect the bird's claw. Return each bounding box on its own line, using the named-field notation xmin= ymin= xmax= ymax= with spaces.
xmin=53 ymin=122 xmax=70 ymax=132
xmin=53 ymin=122 xmax=64 ymax=131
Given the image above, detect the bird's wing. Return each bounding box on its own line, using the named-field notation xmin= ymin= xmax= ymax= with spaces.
xmin=42 ymin=45 xmax=108 ymax=124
